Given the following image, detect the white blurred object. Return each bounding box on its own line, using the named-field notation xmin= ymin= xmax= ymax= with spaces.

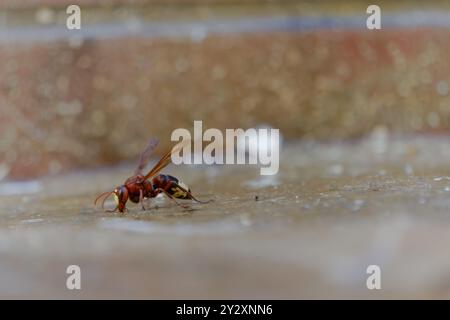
xmin=370 ymin=125 xmax=389 ymax=155
xmin=35 ymin=7 xmax=55 ymax=25
xmin=0 ymin=180 xmax=42 ymax=196
xmin=0 ymin=163 xmax=10 ymax=181
xmin=236 ymin=124 xmax=283 ymax=157
xmin=436 ymin=80 xmax=449 ymax=96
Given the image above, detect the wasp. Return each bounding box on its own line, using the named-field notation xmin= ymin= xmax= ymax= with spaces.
xmin=94 ymin=138 xmax=211 ymax=213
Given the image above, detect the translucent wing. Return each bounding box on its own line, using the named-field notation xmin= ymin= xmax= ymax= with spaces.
xmin=135 ymin=137 xmax=159 ymax=175
xmin=143 ymin=139 xmax=190 ymax=181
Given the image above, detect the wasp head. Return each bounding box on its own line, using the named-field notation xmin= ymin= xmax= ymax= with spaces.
xmin=114 ymin=185 xmax=129 ymax=212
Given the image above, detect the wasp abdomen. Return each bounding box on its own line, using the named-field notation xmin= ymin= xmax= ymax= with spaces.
xmin=153 ymin=174 xmax=191 ymax=199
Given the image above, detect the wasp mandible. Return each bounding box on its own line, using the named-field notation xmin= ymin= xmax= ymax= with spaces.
xmin=94 ymin=138 xmax=211 ymax=213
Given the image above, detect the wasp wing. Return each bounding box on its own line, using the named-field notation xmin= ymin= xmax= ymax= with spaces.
xmin=143 ymin=139 xmax=190 ymax=181
xmin=135 ymin=137 xmax=159 ymax=175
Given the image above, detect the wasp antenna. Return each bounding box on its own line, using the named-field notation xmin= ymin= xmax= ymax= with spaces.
xmin=101 ymin=191 xmax=115 ymax=210
xmin=94 ymin=191 xmax=113 ymax=206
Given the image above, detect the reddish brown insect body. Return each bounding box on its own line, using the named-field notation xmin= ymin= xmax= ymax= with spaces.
xmin=95 ymin=138 xmax=210 ymax=213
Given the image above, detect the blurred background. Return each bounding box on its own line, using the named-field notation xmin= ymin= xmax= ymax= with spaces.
xmin=2 ymin=0 xmax=450 ymax=179
xmin=4 ymin=0 xmax=450 ymax=299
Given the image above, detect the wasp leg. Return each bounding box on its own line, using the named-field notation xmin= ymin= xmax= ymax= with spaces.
xmin=139 ymin=189 xmax=146 ymax=211
xmin=155 ymin=188 xmax=190 ymax=209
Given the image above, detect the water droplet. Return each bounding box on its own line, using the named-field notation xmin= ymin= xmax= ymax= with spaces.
xmin=0 ymin=181 xmax=42 ymax=196
xmin=351 ymin=199 xmax=365 ymax=212
xmin=370 ymin=126 xmax=388 ymax=154
xmin=190 ymin=26 xmax=207 ymax=42
xmin=240 ymin=215 xmax=252 ymax=227
xmin=0 ymin=163 xmax=10 ymax=181
xmin=427 ymin=112 xmax=440 ymax=128
xmin=436 ymin=80 xmax=449 ymax=96
xmin=35 ymin=7 xmax=55 ymax=25
xmin=56 ymin=100 xmax=82 ymax=116
xmin=328 ymin=164 xmax=343 ymax=176
xmin=404 ymin=164 xmax=414 ymax=176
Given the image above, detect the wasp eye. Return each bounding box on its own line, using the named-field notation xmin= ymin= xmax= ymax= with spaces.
xmin=115 ymin=186 xmax=128 ymax=203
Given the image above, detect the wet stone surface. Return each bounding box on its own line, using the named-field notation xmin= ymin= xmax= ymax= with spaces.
xmin=2 ymin=133 xmax=450 ymax=298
